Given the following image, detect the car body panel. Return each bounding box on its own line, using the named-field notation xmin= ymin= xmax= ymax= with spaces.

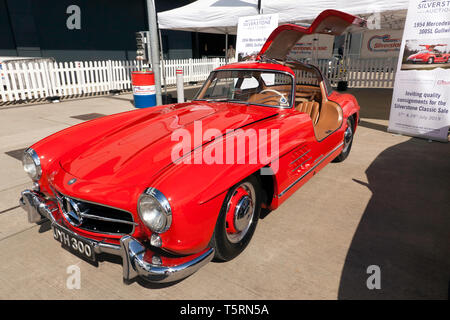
xmin=407 ymin=52 xmax=450 ymax=63
xmin=407 ymin=45 xmax=450 ymax=64
xmin=23 ymin=10 xmax=362 ymax=265
xmin=31 ymin=88 xmax=359 ymax=255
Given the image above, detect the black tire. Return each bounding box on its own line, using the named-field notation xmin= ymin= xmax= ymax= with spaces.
xmin=427 ymin=57 xmax=434 ymax=64
xmin=333 ymin=117 xmax=354 ymax=163
xmin=210 ymin=175 xmax=262 ymax=261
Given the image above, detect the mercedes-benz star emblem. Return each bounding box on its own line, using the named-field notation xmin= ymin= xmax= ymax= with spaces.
xmin=68 ymin=178 xmax=77 ymax=185
xmin=63 ymin=197 xmax=84 ymax=227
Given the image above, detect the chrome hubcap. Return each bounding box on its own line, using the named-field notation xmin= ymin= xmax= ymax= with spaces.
xmin=225 ymin=182 xmax=255 ymax=243
xmin=343 ymin=120 xmax=353 ymax=152
xmin=234 ymin=196 xmax=252 ymax=232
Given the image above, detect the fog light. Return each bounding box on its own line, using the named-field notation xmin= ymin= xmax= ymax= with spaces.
xmin=151 ymin=255 xmax=162 ymax=266
xmin=150 ymin=233 xmax=162 ymax=247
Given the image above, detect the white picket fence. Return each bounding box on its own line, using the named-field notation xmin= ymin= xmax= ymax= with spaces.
xmin=0 ymin=60 xmax=143 ymax=102
xmin=0 ymin=56 xmax=397 ymax=104
xmin=163 ymin=58 xmax=226 ymax=84
xmin=308 ymin=57 xmax=398 ymax=88
xmin=0 ymin=58 xmax=229 ymax=103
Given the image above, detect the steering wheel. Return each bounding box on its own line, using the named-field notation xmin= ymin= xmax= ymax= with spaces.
xmin=260 ymin=89 xmax=286 ymax=100
xmin=254 ymin=89 xmax=288 ymax=105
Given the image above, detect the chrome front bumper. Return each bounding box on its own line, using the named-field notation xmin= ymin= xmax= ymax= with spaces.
xmin=19 ymin=189 xmax=214 ymax=283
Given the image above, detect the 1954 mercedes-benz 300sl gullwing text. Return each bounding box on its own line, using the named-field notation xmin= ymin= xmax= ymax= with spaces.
xmin=20 ymin=10 xmax=364 ymax=284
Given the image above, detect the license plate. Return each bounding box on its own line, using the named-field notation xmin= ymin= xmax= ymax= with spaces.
xmin=52 ymin=223 xmax=96 ymax=262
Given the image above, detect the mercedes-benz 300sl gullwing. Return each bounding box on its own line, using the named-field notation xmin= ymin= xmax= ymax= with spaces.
xmin=406 ymin=44 xmax=450 ymax=64
xmin=20 ymin=10 xmax=364 ymax=284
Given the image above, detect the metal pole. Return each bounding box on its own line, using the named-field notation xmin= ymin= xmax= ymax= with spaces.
xmin=312 ymin=37 xmax=319 ymax=65
xmin=146 ymin=0 xmax=162 ymax=105
xmin=225 ymin=32 xmax=229 ymax=63
xmin=176 ymin=69 xmax=184 ymax=103
xmin=342 ymin=33 xmax=350 ymax=80
xmin=158 ymin=28 xmax=168 ymax=103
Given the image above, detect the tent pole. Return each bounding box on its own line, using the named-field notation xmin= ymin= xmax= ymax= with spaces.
xmin=146 ymin=0 xmax=162 ymax=105
xmin=158 ymin=28 xmax=168 ymax=103
xmin=225 ymin=32 xmax=229 ymax=63
xmin=341 ymin=33 xmax=351 ymax=83
xmin=195 ymin=31 xmax=199 ymax=58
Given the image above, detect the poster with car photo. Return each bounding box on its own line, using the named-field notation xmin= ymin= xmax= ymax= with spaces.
xmin=235 ymin=14 xmax=278 ymax=61
xmin=388 ymin=0 xmax=450 ymax=142
xmin=401 ymin=38 xmax=450 ymax=70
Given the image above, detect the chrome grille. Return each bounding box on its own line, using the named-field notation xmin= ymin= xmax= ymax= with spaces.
xmin=54 ymin=191 xmax=136 ymax=235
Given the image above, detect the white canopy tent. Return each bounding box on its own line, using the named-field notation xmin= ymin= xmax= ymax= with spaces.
xmin=158 ymin=0 xmax=259 ymax=34
xmin=157 ymin=0 xmax=410 ymax=34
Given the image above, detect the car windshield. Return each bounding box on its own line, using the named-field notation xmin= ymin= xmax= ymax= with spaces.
xmin=195 ymin=69 xmax=293 ymax=108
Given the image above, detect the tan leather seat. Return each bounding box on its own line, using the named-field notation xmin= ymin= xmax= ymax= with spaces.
xmin=296 ymin=101 xmax=319 ymax=125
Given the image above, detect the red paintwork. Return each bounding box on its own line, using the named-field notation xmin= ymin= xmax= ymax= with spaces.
xmin=29 ymin=10 xmax=362 ymax=257
xmin=225 ymin=186 xmax=248 ymax=234
xmin=216 ymin=61 xmax=295 ymax=74
xmin=407 ymin=45 xmax=450 ymax=64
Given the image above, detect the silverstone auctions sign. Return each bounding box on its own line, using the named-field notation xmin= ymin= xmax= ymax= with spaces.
xmin=235 ymin=14 xmax=279 ymax=61
xmin=388 ymin=0 xmax=450 ymax=142
xmin=360 ymin=29 xmax=403 ymax=58
xmin=288 ymin=34 xmax=334 ymax=59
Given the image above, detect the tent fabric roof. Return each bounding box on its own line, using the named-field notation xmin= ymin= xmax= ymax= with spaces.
xmin=158 ymin=0 xmax=409 ymax=34
xmin=157 ymin=0 xmax=259 ymax=34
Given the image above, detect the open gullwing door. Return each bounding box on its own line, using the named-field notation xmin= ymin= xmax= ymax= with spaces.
xmin=258 ymin=9 xmax=366 ymax=61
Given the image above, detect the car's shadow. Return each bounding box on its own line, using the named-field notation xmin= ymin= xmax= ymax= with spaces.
xmin=338 ymin=137 xmax=450 ymax=299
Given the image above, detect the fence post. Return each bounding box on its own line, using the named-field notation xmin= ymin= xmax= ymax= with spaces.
xmin=46 ymin=62 xmax=60 ymax=102
xmin=106 ymin=60 xmax=115 ymax=92
xmin=188 ymin=58 xmax=193 ymax=83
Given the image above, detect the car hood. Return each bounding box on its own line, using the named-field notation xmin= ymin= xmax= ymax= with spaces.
xmin=59 ymin=101 xmax=279 ymax=186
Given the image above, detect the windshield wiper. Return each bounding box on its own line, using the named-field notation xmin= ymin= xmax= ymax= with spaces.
xmin=194 ymin=98 xmax=245 ymax=103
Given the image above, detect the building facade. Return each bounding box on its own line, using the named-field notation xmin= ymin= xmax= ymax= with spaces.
xmin=0 ymin=0 xmax=200 ymax=61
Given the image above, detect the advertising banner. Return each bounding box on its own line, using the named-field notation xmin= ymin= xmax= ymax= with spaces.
xmin=360 ymin=29 xmax=403 ymax=58
xmin=235 ymin=14 xmax=279 ymax=61
xmin=288 ymin=34 xmax=334 ymax=60
xmin=388 ymin=0 xmax=450 ymax=142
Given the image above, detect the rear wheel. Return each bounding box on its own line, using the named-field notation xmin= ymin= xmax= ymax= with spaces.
xmin=333 ymin=117 xmax=354 ymax=163
xmin=427 ymin=57 xmax=434 ymax=64
xmin=210 ymin=175 xmax=261 ymax=261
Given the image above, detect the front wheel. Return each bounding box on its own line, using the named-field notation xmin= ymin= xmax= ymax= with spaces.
xmin=333 ymin=117 xmax=354 ymax=163
xmin=210 ymin=175 xmax=261 ymax=261
xmin=427 ymin=57 xmax=434 ymax=64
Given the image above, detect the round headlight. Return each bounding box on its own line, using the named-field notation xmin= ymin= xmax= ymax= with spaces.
xmin=138 ymin=188 xmax=172 ymax=233
xmin=22 ymin=148 xmax=41 ymax=181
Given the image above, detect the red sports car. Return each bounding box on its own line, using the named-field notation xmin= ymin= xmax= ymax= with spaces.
xmin=20 ymin=10 xmax=363 ymax=283
xmin=407 ymin=45 xmax=450 ymax=64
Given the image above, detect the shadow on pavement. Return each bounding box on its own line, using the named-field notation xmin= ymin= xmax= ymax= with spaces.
xmin=338 ymin=137 xmax=450 ymax=299
xmin=358 ymin=120 xmax=389 ymax=133
xmin=348 ymin=88 xmax=393 ymax=121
